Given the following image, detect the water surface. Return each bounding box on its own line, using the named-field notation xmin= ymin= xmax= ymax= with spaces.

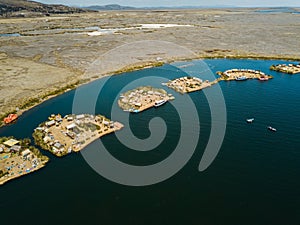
xmin=0 ymin=59 xmax=299 ymax=225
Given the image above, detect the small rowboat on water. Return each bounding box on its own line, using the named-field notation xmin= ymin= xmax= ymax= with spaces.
xmin=267 ymin=126 xmax=277 ymax=132
xmin=246 ymin=118 xmax=254 ymax=123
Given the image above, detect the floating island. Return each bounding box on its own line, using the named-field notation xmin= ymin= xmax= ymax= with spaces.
xmin=0 ymin=137 xmax=49 ymax=185
xmin=163 ymin=69 xmax=272 ymax=95
xmin=33 ymin=114 xmax=124 ymax=157
xmin=118 ymin=86 xmax=174 ymax=113
xmin=162 ymin=76 xmax=217 ymax=94
xmin=270 ymin=63 xmax=300 ymax=74
xmin=218 ymin=69 xmax=273 ymax=81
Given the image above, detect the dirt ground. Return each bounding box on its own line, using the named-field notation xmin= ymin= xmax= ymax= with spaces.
xmin=0 ymin=9 xmax=300 ymax=118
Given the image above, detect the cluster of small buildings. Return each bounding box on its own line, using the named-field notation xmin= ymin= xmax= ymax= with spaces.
xmin=119 ymin=87 xmax=173 ymax=112
xmin=35 ymin=114 xmax=123 ymax=157
xmin=0 ymin=139 xmax=31 ymax=159
xmin=164 ymin=76 xmax=211 ymax=93
xmin=270 ymin=63 xmax=300 ymax=74
xmin=221 ymin=69 xmax=272 ymax=81
xmin=0 ymin=138 xmax=45 ymax=184
xmin=223 ymin=69 xmax=267 ymax=77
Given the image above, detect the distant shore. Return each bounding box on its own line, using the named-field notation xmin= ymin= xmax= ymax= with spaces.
xmin=0 ymin=54 xmax=299 ymax=128
xmin=1 ymin=9 xmax=300 ymax=126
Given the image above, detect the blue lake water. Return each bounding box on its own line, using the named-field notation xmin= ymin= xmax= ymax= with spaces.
xmin=0 ymin=59 xmax=300 ymax=225
xmin=255 ymin=7 xmax=300 ymax=14
xmin=0 ymin=33 xmax=21 ymax=37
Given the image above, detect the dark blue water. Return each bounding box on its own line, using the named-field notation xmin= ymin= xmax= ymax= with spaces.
xmin=0 ymin=59 xmax=300 ymax=225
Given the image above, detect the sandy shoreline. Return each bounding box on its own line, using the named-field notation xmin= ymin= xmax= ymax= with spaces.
xmin=1 ymin=9 xmax=300 ymax=125
xmin=0 ymin=161 xmax=48 ymax=186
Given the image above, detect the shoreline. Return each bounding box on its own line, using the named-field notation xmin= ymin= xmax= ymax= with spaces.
xmin=0 ymin=160 xmax=48 ymax=186
xmin=0 ymin=54 xmax=299 ymax=128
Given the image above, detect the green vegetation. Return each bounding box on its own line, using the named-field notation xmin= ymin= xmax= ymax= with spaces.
xmin=33 ymin=130 xmax=49 ymax=152
xmin=78 ymin=122 xmax=98 ymax=132
xmin=0 ymin=136 xmax=49 ymax=162
xmin=33 ymin=129 xmax=67 ymax=157
xmin=41 ymin=81 xmax=80 ymax=99
xmin=0 ymin=111 xmax=17 ymax=127
xmin=0 ymin=81 xmax=82 ymax=128
xmin=22 ymin=138 xmax=49 ymax=161
xmin=0 ymin=136 xmax=16 ymax=144
xmin=19 ymin=138 xmax=31 ymax=147
xmin=19 ymin=97 xmax=40 ymax=110
xmin=29 ymin=146 xmax=49 ymax=161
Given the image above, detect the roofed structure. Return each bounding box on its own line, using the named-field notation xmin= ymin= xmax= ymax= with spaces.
xmin=3 ymin=139 xmax=20 ymax=147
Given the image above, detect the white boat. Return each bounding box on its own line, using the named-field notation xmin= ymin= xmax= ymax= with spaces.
xmin=235 ymin=76 xmax=248 ymax=81
xmin=258 ymin=76 xmax=269 ymax=81
xmin=246 ymin=118 xmax=254 ymax=123
xmin=267 ymin=126 xmax=277 ymax=132
xmin=154 ymin=100 xmax=167 ymax=107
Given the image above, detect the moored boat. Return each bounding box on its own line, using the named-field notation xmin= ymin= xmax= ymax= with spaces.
xmin=3 ymin=114 xmax=18 ymax=124
xmin=258 ymin=76 xmax=269 ymax=81
xmin=154 ymin=99 xmax=167 ymax=107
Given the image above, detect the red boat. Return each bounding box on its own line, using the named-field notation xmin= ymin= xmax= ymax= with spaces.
xmin=3 ymin=114 xmax=18 ymax=124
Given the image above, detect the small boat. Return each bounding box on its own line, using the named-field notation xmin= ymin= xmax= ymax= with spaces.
xmin=235 ymin=76 xmax=248 ymax=81
xmin=48 ymin=114 xmax=55 ymax=120
xmin=267 ymin=126 xmax=277 ymax=132
xmin=258 ymin=76 xmax=269 ymax=81
xmin=3 ymin=114 xmax=18 ymax=124
xmin=127 ymin=109 xmax=140 ymax=113
xmin=154 ymin=100 xmax=167 ymax=107
xmin=246 ymin=118 xmax=254 ymax=123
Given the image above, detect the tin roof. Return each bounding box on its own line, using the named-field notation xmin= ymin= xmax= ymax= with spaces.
xmin=3 ymin=139 xmax=20 ymax=147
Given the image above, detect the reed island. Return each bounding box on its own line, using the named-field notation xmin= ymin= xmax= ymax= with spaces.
xmin=33 ymin=114 xmax=124 ymax=157
xmin=163 ymin=68 xmax=272 ymax=95
xmin=118 ymin=86 xmax=175 ymax=112
xmin=270 ymin=63 xmax=300 ymax=74
xmin=218 ymin=69 xmax=273 ymax=81
xmin=0 ymin=137 xmax=49 ymax=185
xmin=163 ymin=76 xmax=218 ymax=94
